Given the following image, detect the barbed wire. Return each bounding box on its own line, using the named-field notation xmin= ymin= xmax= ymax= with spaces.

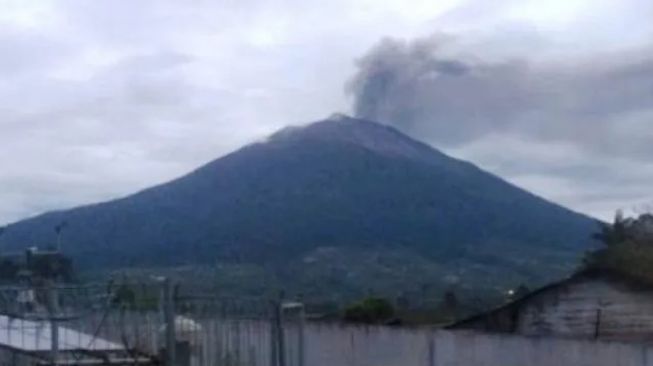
xmin=0 ymin=279 xmax=299 ymax=366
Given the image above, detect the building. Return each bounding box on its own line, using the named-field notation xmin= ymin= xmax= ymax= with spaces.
xmin=449 ymin=269 xmax=653 ymax=343
xmin=0 ymin=314 xmax=156 ymax=365
xmin=0 ymin=247 xmax=73 ymax=285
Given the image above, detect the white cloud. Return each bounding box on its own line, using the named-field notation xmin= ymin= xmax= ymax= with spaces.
xmin=0 ymin=0 xmax=652 ymax=224
xmin=448 ymin=135 xmax=653 ymax=220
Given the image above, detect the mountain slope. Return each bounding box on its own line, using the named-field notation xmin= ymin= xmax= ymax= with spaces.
xmin=0 ymin=115 xmax=597 ymax=296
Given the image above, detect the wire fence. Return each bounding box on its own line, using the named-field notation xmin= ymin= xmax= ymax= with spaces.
xmin=0 ymin=280 xmax=306 ymax=366
xmin=3 ymin=280 xmax=648 ymax=366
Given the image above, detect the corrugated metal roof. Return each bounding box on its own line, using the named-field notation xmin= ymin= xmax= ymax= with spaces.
xmin=447 ymin=268 xmax=653 ymax=330
xmin=0 ymin=315 xmax=123 ymax=352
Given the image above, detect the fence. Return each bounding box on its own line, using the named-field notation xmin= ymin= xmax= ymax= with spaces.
xmin=300 ymin=323 xmax=653 ymax=366
xmin=0 ymin=280 xmax=304 ymax=366
xmin=1 ymin=281 xmax=653 ymax=366
xmin=0 ymin=281 xmax=161 ymax=365
xmin=170 ymin=285 xmax=305 ymax=366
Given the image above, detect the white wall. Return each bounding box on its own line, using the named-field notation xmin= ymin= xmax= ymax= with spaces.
xmin=302 ymin=324 xmax=653 ymax=366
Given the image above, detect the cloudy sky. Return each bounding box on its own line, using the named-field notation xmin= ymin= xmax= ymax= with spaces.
xmin=1 ymin=0 xmax=652 ymax=224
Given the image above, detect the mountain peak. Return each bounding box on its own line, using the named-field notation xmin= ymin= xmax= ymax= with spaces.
xmin=326 ymin=112 xmax=351 ymax=121
xmin=268 ymin=113 xmax=444 ymax=163
xmin=1 ymin=114 xmax=596 ymax=296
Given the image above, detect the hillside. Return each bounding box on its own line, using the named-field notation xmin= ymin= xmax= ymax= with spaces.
xmin=0 ymin=114 xmax=598 ymax=300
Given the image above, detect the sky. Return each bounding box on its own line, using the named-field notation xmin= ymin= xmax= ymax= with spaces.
xmin=0 ymin=0 xmax=652 ymax=224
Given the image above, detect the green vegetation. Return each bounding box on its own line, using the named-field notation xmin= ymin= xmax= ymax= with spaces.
xmin=1 ymin=118 xmax=595 ymax=300
xmin=0 ymin=251 xmax=74 ymax=283
xmin=584 ymin=211 xmax=653 ymax=280
xmin=111 ymin=282 xmax=161 ymax=310
xmin=0 ymin=258 xmax=19 ymax=280
xmin=344 ymin=297 xmax=396 ymax=324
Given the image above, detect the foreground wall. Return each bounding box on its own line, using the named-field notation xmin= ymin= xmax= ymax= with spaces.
xmin=44 ymin=308 xmax=653 ymax=366
xmin=302 ymin=324 xmax=653 ymax=366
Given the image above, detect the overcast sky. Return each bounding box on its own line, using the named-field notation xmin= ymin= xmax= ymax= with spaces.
xmin=1 ymin=0 xmax=652 ymax=224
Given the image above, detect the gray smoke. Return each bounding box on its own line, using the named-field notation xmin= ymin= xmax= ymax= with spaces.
xmin=347 ymin=35 xmax=653 ymax=160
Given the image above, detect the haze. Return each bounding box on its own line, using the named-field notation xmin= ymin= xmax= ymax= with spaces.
xmin=1 ymin=0 xmax=652 ymax=224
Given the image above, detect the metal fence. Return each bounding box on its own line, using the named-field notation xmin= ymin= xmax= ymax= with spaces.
xmin=2 ymin=280 xmax=652 ymax=366
xmin=0 ymin=280 xmax=306 ymax=366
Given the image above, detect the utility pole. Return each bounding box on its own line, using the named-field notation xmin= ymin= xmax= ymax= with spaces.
xmin=54 ymin=222 xmax=67 ymax=252
xmin=0 ymin=226 xmax=5 ymax=254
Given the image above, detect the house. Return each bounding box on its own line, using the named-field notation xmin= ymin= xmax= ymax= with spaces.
xmin=0 ymin=247 xmax=73 ymax=285
xmin=0 ymin=314 xmax=156 ymax=365
xmin=448 ymin=269 xmax=653 ymax=343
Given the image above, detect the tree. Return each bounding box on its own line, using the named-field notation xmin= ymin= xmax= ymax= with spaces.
xmin=28 ymin=253 xmax=74 ymax=281
xmin=112 ymin=284 xmax=137 ymax=307
xmin=442 ymin=290 xmax=459 ymax=312
xmin=584 ymin=212 xmax=653 ymax=281
xmin=0 ymin=258 xmax=19 ymax=281
xmin=344 ymin=297 xmax=395 ymax=324
xmin=592 ymin=210 xmax=629 ymax=247
xmin=513 ymin=285 xmax=530 ymax=300
xmin=436 ymin=289 xmax=462 ymax=322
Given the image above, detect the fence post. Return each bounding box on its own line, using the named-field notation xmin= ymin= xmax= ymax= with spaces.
xmin=642 ymin=344 xmax=649 ymax=366
xmin=47 ymin=283 xmax=59 ymax=366
xmin=276 ymin=296 xmax=286 ymax=366
xmin=298 ymin=303 xmax=305 ymax=366
xmin=270 ymin=301 xmax=278 ymax=366
xmin=163 ymin=278 xmax=176 ymax=366
xmin=594 ymin=309 xmax=602 ymax=339
xmin=427 ymin=330 xmax=435 ymax=366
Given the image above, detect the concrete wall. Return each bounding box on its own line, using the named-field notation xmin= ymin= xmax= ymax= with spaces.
xmin=302 ymin=324 xmax=653 ymax=366
xmin=0 ymin=347 xmax=35 ymax=366
xmin=60 ymin=305 xmax=653 ymax=366
xmin=82 ymin=314 xmax=653 ymax=366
